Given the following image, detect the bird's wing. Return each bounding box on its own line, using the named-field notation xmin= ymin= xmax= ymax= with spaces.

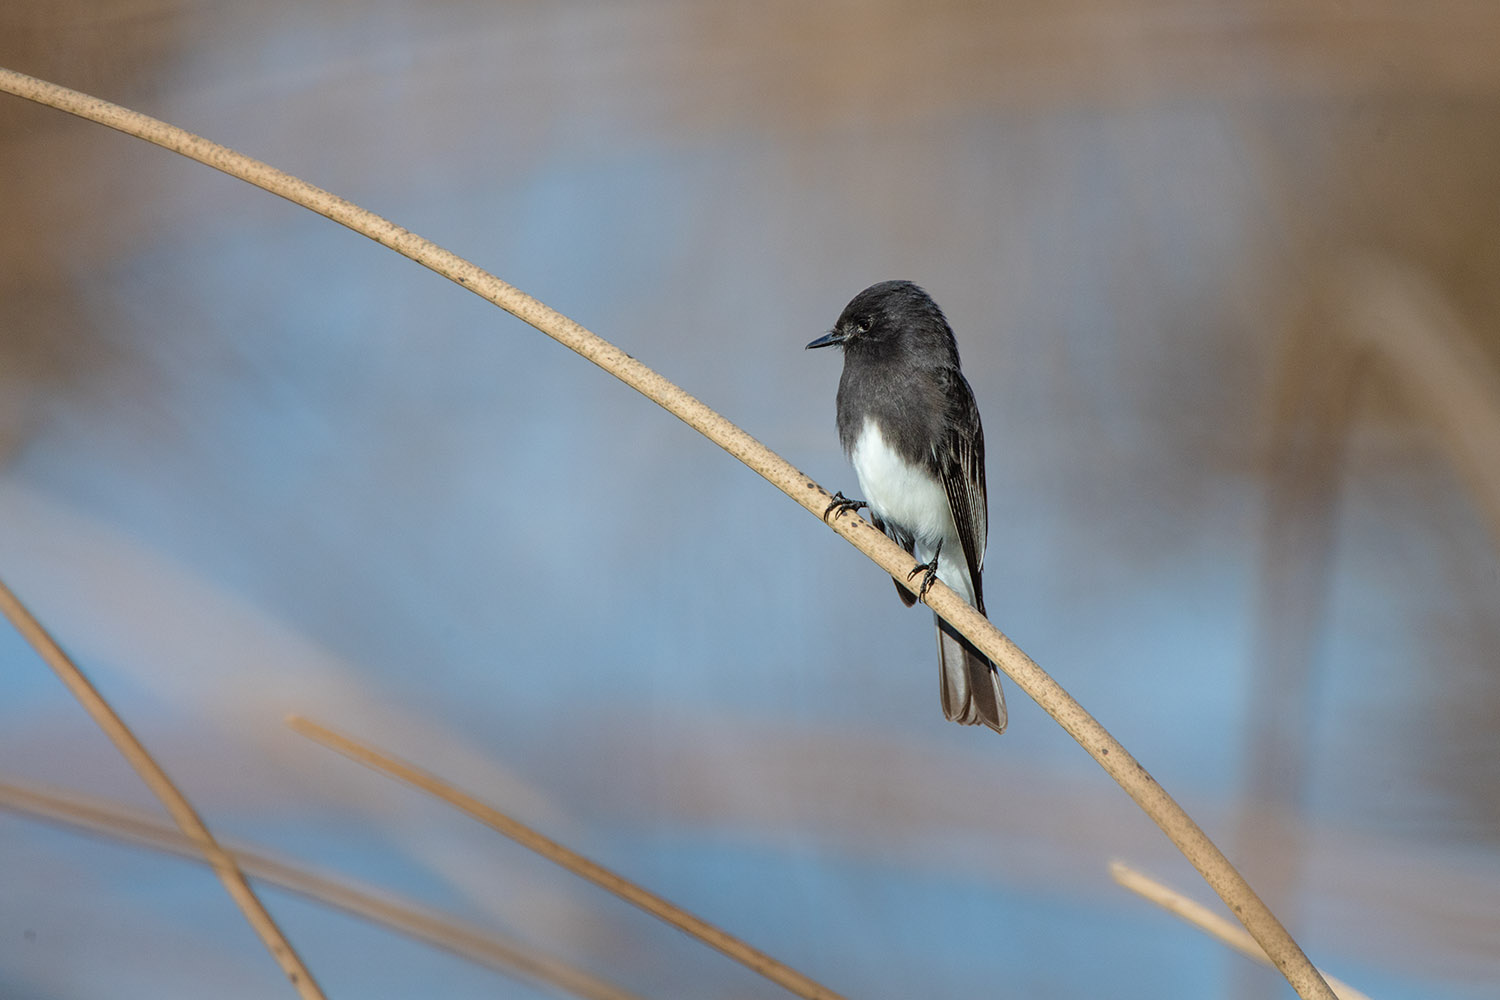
xmin=936 ymin=372 xmax=988 ymax=615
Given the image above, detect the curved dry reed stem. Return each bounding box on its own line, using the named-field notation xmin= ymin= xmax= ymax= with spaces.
xmin=0 ymin=66 xmax=1334 ymax=1000
xmin=0 ymin=578 xmax=325 ymax=998
xmin=286 ymin=715 xmax=846 ymax=1000
xmin=0 ymin=779 xmax=647 ymax=1000
xmin=1109 ymin=861 xmax=1371 ymax=1000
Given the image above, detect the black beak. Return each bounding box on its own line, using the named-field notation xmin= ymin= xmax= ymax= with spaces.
xmin=805 ymin=329 xmax=844 ymax=350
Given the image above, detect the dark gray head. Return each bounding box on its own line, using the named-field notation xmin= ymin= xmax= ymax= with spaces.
xmin=805 ymin=280 xmax=960 ymax=366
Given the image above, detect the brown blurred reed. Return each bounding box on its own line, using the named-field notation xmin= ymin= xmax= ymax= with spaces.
xmin=0 ymin=576 xmax=326 ymax=998
xmin=288 ymin=715 xmax=847 ymax=1000
xmin=0 ymin=778 xmax=648 ymax=1000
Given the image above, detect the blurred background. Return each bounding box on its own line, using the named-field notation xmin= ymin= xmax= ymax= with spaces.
xmin=2 ymin=2 xmax=1498 ymax=998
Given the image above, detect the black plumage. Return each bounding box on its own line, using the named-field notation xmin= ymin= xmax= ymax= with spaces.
xmin=808 ymin=280 xmax=1006 ymax=733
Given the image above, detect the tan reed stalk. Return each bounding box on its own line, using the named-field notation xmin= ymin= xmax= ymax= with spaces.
xmin=0 ymin=779 xmax=648 ymax=1000
xmin=0 ymin=578 xmax=325 ymax=998
xmin=287 ymin=715 xmax=847 ymax=1000
xmin=1109 ymin=861 xmax=1371 ymax=1000
xmin=0 ymin=65 xmax=1335 ymax=1000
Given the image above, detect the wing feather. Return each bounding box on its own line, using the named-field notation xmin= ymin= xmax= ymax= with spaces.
xmin=936 ymin=372 xmax=988 ymax=615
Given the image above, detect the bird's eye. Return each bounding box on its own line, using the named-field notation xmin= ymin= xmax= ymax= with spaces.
xmin=854 ymin=316 xmax=872 ymax=334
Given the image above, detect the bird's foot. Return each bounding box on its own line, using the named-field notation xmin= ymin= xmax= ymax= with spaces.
xmin=907 ymin=540 xmax=944 ymax=600
xmin=822 ymin=491 xmax=869 ymax=522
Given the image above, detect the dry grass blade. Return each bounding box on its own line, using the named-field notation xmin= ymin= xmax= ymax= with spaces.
xmin=0 ymin=578 xmax=325 ymax=998
xmin=287 ymin=715 xmax=848 ymax=1000
xmin=1110 ymin=861 xmax=1372 ymax=1000
xmin=0 ymin=779 xmax=648 ymax=1000
xmin=0 ymin=65 xmax=1335 ymax=1000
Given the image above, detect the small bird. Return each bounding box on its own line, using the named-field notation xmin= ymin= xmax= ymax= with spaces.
xmin=806 ymin=280 xmax=1007 ymax=734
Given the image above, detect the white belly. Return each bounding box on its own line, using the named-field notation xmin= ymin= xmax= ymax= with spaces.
xmin=850 ymin=417 xmax=976 ymax=605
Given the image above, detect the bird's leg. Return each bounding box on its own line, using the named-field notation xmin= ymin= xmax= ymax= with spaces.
xmin=907 ymin=540 xmax=943 ymax=600
xmin=822 ymin=491 xmax=869 ymax=522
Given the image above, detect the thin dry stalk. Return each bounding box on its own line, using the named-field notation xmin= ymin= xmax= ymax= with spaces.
xmin=287 ymin=715 xmax=846 ymax=1000
xmin=0 ymin=578 xmax=324 ymax=998
xmin=1109 ymin=861 xmax=1372 ymax=1000
xmin=0 ymin=779 xmax=648 ymax=1000
xmin=0 ymin=66 xmax=1335 ymax=1000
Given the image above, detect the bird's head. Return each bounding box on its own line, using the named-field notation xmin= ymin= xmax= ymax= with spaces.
xmin=805 ymin=280 xmax=945 ymax=353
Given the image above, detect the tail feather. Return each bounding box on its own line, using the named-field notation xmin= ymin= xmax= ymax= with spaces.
xmin=935 ymin=615 xmax=1007 ymax=734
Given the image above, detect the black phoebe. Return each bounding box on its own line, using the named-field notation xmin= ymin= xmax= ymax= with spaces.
xmin=807 ymin=280 xmax=1007 ymax=734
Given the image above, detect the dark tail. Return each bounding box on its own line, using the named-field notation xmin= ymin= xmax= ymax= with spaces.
xmin=935 ymin=615 xmax=1007 ymax=734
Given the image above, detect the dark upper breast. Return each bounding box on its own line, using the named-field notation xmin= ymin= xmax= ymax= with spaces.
xmin=837 ymin=358 xmax=952 ymax=475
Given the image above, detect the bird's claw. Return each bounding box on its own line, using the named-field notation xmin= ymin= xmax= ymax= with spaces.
xmin=823 ymin=491 xmax=868 ymax=522
xmin=906 ymin=540 xmax=943 ymax=600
